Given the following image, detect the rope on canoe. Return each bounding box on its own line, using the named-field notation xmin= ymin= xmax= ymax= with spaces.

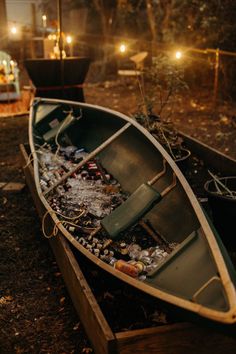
xmin=23 ymin=151 xmax=35 ymax=169
xmin=41 ymin=208 xmax=90 ymax=239
xmin=23 ymin=143 xmax=47 ymax=169
xmin=42 ymin=210 xmax=61 ymax=238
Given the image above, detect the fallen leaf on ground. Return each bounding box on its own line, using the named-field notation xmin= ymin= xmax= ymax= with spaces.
xmin=82 ymin=348 xmax=93 ymax=354
xmin=73 ymin=322 xmax=80 ymax=331
xmin=0 ymin=296 xmax=13 ymax=304
xmin=60 ymin=297 xmax=66 ymax=305
xmin=54 ymin=272 xmax=61 ymax=277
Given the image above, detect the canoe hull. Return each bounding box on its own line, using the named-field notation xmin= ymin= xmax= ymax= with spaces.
xmin=29 ymin=97 xmax=236 ymax=324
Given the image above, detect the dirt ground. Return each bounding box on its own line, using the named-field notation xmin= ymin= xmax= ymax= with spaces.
xmin=84 ymin=80 xmax=236 ymax=160
xmin=0 ymin=75 xmax=236 ymax=353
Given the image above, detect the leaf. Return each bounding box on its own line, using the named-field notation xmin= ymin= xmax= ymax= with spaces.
xmin=150 ymin=310 xmax=168 ymax=324
xmin=60 ymin=297 xmax=66 ymax=305
xmin=73 ymin=322 xmax=80 ymax=331
xmin=54 ymin=272 xmax=61 ymax=277
xmin=82 ymin=348 xmax=93 ymax=354
xmin=103 ymin=291 xmax=114 ymax=300
xmin=0 ymin=295 xmax=13 ymax=305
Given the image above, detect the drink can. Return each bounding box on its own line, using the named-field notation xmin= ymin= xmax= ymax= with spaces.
xmin=114 ymin=259 xmax=139 ymax=277
xmin=129 ymin=260 xmax=146 ymax=273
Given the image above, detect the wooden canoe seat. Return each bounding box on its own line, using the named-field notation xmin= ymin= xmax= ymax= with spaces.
xmin=101 ymin=172 xmax=176 ymax=239
xmin=88 ymin=163 xmax=176 ymax=241
xmin=101 ymin=183 xmax=162 ymax=239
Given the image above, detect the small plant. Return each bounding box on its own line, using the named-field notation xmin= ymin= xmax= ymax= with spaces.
xmin=134 ymin=53 xmax=188 ymax=160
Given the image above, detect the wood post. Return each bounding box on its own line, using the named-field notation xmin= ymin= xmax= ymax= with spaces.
xmin=213 ymin=48 xmax=220 ymax=108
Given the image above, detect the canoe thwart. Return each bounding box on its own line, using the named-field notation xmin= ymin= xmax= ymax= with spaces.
xmin=43 ymin=122 xmax=131 ymax=196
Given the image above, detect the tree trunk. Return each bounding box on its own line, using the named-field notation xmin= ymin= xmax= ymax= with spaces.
xmin=146 ymin=0 xmax=158 ymax=42
xmin=0 ymin=0 xmax=8 ymax=49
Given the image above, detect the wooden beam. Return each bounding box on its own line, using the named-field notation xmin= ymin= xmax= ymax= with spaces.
xmin=43 ymin=122 xmax=131 ymax=195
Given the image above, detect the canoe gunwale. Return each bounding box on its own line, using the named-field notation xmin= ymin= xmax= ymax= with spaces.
xmin=29 ymin=97 xmax=236 ymax=324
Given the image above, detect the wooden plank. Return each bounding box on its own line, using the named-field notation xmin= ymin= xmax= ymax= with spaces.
xmin=2 ymin=182 xmax=25 ymax=192
xmin=115 ymin=323 xmax=236 ymax=354
xmin=43 ymin=122 xmax=131 ymax=196
xmin=49 ymin=234 xmax=116 ymax=354
xmin=19 ymin=143 xmax=116 ymax=354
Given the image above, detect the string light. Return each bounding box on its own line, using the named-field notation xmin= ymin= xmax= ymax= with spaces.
xmin=175 ymin=51 xmax=182 ymax=60
xmin=119 ymin=43 xmax=127 ymax=53
xmin=10 ymin=26 xmax=17 ymax=34
xmin=66 ymin=35 xmax=73 ymax=44
xmin=42 ymin=14 xmax=47 ymax=28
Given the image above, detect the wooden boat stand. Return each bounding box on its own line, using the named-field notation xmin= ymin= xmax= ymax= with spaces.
xmin=20 ymin=140 xmax=236 ymax=354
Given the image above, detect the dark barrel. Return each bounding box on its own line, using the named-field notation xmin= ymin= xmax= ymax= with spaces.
xmin=24 ymin=57 xmax=90 ymax=102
